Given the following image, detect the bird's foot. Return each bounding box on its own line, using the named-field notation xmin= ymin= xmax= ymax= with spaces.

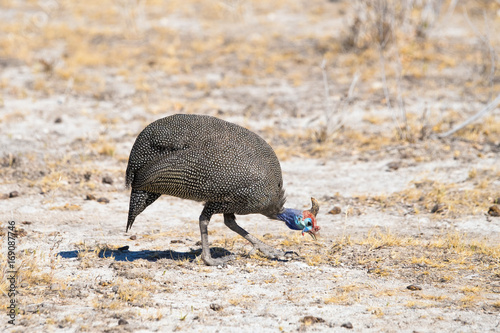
xmin=201 ymin=254 xmax=236 ymax=266
xmin=251 ymin=244 xmax=295 ymax=261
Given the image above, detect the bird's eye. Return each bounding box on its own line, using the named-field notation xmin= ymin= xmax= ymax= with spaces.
xmin=305 ymin=218 xmax=312 ymax=227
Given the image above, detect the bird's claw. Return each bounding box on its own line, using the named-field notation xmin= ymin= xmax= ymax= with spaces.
xmin=251 ymin=245 xmax=297 ymax=261
xmin=201 ymin=254 xmax=236 ymax=266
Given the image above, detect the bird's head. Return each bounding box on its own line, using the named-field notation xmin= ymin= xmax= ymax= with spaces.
xmin=279 ymin=198 xmax=320 ymax=240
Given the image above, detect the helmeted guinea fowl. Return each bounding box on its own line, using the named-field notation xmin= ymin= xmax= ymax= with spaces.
xmin=125 ymin=114 xmax=320 ymax=266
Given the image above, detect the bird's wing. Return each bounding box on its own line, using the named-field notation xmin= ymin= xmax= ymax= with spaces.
xmin=131 ymin=151 xmax=205 ymax=196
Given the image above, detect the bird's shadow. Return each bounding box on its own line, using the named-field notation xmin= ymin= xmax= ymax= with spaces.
xmin=57 ymin=247 xmax=232 ymax=262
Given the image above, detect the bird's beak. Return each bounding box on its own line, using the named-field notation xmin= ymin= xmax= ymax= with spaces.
xmin=307 ymin=230 xmax=317 ymax=240
xmin=302 ymin=225 xmax=320 ymax=240
xmin=308 ymin=225 xmax=321 ymax=240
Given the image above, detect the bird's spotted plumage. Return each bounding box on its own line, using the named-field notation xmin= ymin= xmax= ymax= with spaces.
xmin=125 ymin=114 xmax=320 ymax=265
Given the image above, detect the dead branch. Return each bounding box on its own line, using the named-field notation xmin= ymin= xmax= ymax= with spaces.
xmin=438 ymin=94 xmax=500 ymax=138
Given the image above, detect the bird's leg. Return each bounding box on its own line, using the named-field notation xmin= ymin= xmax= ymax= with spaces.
xmin=223 ymin=213 xmax=287 ymax=260
xmin=199 ymin=209 xmax=235 ymax=266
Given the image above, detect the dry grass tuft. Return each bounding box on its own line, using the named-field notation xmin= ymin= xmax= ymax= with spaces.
xmin=324 ymin=284 xmax=360 ymax=305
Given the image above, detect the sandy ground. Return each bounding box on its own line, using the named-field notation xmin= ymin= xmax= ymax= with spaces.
xmin=1 ymin=0 xmax=500 ymax=332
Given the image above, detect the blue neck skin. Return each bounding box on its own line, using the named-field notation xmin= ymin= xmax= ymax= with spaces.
xmin=277 ymin=208 xmax=303 ymax=231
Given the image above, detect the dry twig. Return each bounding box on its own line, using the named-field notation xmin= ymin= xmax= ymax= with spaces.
xmin=438 ymin=94 xmax=500 ymax=138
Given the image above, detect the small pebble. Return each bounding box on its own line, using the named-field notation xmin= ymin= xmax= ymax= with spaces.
xmin=102 ymin=176 xmax=113 ymax=185
xmin=386 ymin=161 xmax=400 ymax=171
xmin=85 ymin=194 xmax=96 ymax=200
xmin=129 ymin=235 xmax=137 ymax=240
xmin=328 ymin=206 xmax=342 ymax=215
xmin=210 ymin=303 xmax=223 ymax=311
xmin=341 ymin=322 xmax=353 ymax=329
xmin=97 ymin=197 xmax=109 ymax=204
xmin=118 ymin=319 xmax=128 ymax=325
xmin=112 ymin=285 xmax=120 ymax=293
xmin=431 ymin=204 xmax=444 ymax=214
xmin=301 ymin=316 xmax=325 ymax=325
xmin=488 ymin=205 xmax=500 ymax=217
xmin=407 ymin=285 xmax=422 ymax=291
xmin=9 ymin=191 xmax=19 ymax=198
xmin=171 ymin=239 xmax=184 ymax=244
xmin=21 ymin=221 xmax=32 ymax=225
xmin=54 ymin=117 xmax=62 ymax=123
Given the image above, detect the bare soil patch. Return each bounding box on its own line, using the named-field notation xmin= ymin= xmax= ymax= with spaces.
xmin=1 ymin=1 xmax=499 ymax=332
